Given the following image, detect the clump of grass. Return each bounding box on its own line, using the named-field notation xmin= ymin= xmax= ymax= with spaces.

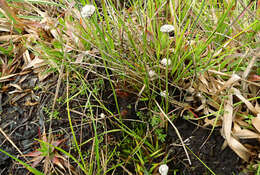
xmin=0 ymin=0 xmax=259 ymax=174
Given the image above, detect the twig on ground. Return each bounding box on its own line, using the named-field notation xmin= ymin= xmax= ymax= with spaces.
xmin=0 ymin=127 xmax=28 ymax=161
xmin=155 ymin=100 xmax=191 ymax=165
xmin=242 ymin=55 xmax=257 ymax=91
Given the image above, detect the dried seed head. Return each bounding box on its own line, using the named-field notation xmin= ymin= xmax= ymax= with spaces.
xmin=81 ymin=4 xmax=95 ymax=18
xmin=161 ymin=58 xmax=171 ymax=66
xmin=160 ymin=24 xmax=174 ymax=33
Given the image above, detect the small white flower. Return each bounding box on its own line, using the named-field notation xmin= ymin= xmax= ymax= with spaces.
xmin=160 ymin=90 xmax=168 ymax=98
xmin=100 ymin=113 xmax=105 ymax=119
xmin=148 ymin=70 xmax=156 ymax=78
xmin=161 ymin=58 xmax=171 ymax=66
xmin=160 ymin=24 xmax=174 ymax=33
xmin=71 ymin=33 xmax=79 ymax=44
xmin=188 ymin=40 xmax=196 ymax=46
xmin=159 ymin=164 xmax=169 ymax=175
xmin=81 ymin=4 xmax=95 ymax=18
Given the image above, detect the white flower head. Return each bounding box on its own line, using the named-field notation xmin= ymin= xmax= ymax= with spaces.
xmin=160 ymin=24 xmax=174 ymax=33
xmin=188 ymin=40 xmax=196 ymax=46
xmin=100 ymin=113 xmax=105 ymax=119
xmin=160 ymin=90 xmax=168 ymax=98
xmin=148 ymin=70 xmax=156 ymax=78
xmin=161 ymin=58 xmax=171 ymax=66
xmin=81 ymin=4 xmax=95 ymax=18
xmin=159 ymin=164 xmax=169 ymax=175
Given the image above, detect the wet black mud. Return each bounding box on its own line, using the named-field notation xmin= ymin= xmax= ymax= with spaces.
xmin=167 ymin=118 xmax=241 ymax=175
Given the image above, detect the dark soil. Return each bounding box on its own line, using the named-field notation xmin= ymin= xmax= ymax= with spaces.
xmin=167 ymin=118 xmax=242 ymax=175
xmin=0 ymin=73 xmax=244 ymax=175
xmin=0 ymin=73 xmax=93 ymax=175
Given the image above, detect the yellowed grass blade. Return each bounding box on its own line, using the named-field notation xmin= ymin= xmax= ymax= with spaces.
xmin=233 ymin=123 xmax=260 ymax=139
xmin=255 ymin=102 xmax=260 ymax=113
xmin=0 ymin=0 xmax=25 ymax=31
xmin=221 ymin=87 xmax=252 ymax=161
xmin=242 ymin=54 xmax=257 ymax=90
xmin=222 ymin=94 xmax=233 ymax=141
xmin=0 ymin=18 xmax=11 ymax=31
xmin=252 ymin=114 xmax=260 ymax=133
xmin=232 ymin=88 xmax=258 ymax=114
xmin=0 ymin=73 xmax=18 ymax=82
xmin=217 ymin=74 xmax=241 ymax=93
xmin=23 ymin=54 xmax=46 ymax=70
xmin=228 ymin=136 xmax=251 ymax=161
xmin=0 ymin=35 xmax=20 ymax=42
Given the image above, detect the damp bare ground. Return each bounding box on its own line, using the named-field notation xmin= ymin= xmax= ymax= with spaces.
xmin=0 ymin=73 xmax=251 ymax=175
